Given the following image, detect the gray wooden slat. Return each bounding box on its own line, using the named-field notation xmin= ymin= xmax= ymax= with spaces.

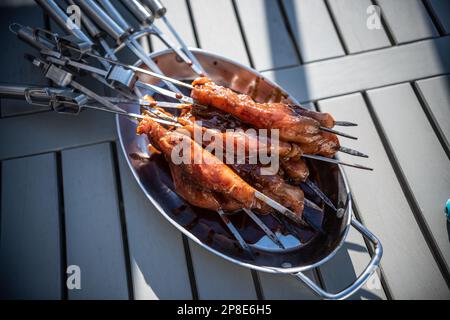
xmin=319 ymin=227 xmax=387 ymax=300
xmin=117 ymin=148 xmax=192 ymax=299
xmin=258 ymin=271 xmax=319 ymax=300
xmin=0 ymin=153 xmax=62 ymax=299
xmin=151 ymin=0 xmax=198 ymax=52
xmin=415 ymin=75 xmax=450 ymax=151
xmin=0 ymin=2 xmax=50 ymax=116
xmin=189 ymin=0 xmax=250 ymax=66
xmin=0 ymin=109 xmax=117 ymax=161
xmin=189 ymin=241 xmax=257 ymax=300
xmin=62 ymin=143 xmax=129 ymax=299
xmin=1 ymin=97 xmax=50 ymax=118
xmin=282 ymin=0 xmax=345 ymax=63
xmin=377 ymin=0 xmax=438 ymax=44
xmin=427 ymin=0 xmax=450 ymax=35
xmin=319 ymin=93 xmax=450 ymax=299
xmin=234 ymin=0 xmax=299 ymax=71
xmin=367 ymin=83 xmax=450 ymax=279
xmin=327 ymin=0 xmax=391 ymax=53
xmin=263 ymin=35 xmax=450 ymax=103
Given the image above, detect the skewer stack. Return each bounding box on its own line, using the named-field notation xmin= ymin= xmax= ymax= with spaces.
xmin=2 ymin=0 xmax=373 ymax=258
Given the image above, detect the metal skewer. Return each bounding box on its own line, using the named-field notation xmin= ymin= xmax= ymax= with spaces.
xmin=141 ymin=0 xmax=207 ymax=76
xmin=243 ymin=209 xmax=285 ymax=249
xmin=254 ymin=191 xmax=302 ymax=225
xmin=304 ymin=198 xmax=323 ymax=212
xmin=334 ymin=121 xmax=358 ymax=127
xmin=135 ymin=81 xmax=194 ymax=104
xmin=31 ymin=0 xmax=137 ymax=99
xmin=303 ymin=179 xmax=337 ymax=212
xmin=218 ymin=209 xmax=254 ymax=259
xmin=339 ymin=146 xmax=369 ymax=158
xmin=320 ymin=127 xmax=358 ymax=140
xmin=302 ymin=154 xmax=373 ymax=171
xmin=71 ymin=0 xmax=181 ymax=94
xmin=76 ymin=50 xmax=194 ymax=90
xmin=119 ymin=0 xmax=199 ymax=74
xmin=29 ymin=55 xmax=184 ymax=126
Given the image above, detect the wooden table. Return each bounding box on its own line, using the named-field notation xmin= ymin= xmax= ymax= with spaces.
xmin=1 ymin=0 xmax=449 ymax=300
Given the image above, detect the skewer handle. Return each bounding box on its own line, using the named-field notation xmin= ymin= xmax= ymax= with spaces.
xmin=34 ymin=0 xmax=93 ymax=46
xmin=98 ymin=0 xmax=134 ymax=34
xmin=141 ymin=0 xmax=167 ymax=18
xmin=64 ymin=0 xmax=104 ymax=40
xmin=73 ymin=5 xmax=103 ymax=39
xmin=14 ymin=24 xmax=54 ymax=51
xmin=121 ymin=0 xmax=155 ymax=25
xmin=72 ymin=0 xmax=128 ymax=43
xmin=0 ymin=84 xmax=41 ymax=100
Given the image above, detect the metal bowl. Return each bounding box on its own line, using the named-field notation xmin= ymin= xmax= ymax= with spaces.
xmin=116 ymin=48 xmax=382 ymax=299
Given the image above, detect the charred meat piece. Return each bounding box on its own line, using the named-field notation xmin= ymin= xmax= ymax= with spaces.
xmin=191 ymin=77 xmax=322 ymax=144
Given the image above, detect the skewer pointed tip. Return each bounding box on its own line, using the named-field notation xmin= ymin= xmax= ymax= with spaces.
xmin=302 ymin=154 xmax=374 ymax=171
xmin=334 ymin=121 xmax=358 ymax=127
xmin=320 ymin=127 xmax=358 ymax=140
xmin=243 ymin=209 xmax=285 ymax=250
xmin=339 ymin=146 xmax=369 ymax=158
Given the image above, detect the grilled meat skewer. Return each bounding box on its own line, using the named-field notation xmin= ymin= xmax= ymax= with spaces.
xmin=191 ymin=78 xmax=346 ymax=158
xmin=137 ymin=116 xmax=305 ymax=222
xmin=191 ymin=77 xmax=322 ymax=145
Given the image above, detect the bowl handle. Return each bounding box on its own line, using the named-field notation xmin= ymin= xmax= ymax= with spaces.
xmin=294 ymin=218 xmax=383 ymax=300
